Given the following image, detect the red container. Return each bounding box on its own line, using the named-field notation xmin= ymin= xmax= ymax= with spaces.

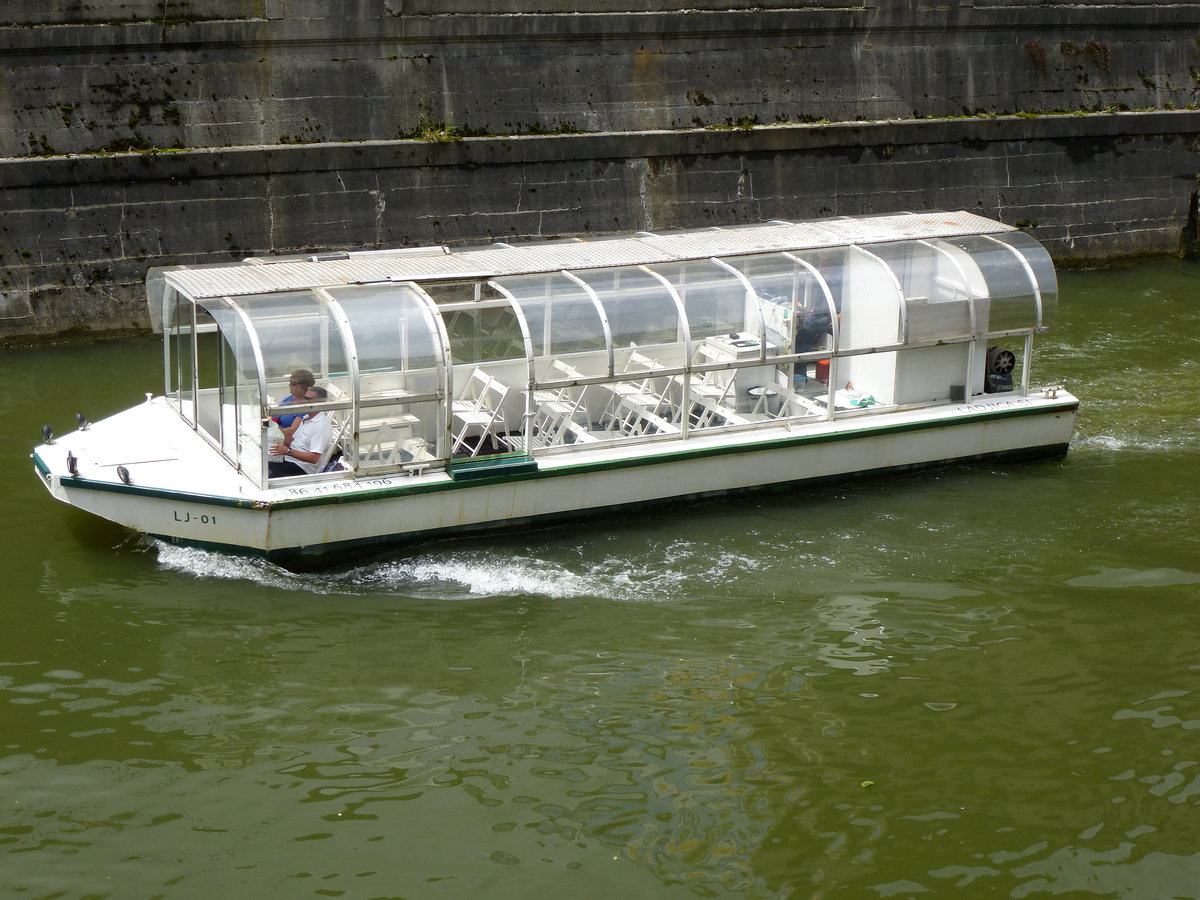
xmin=815 ymin=359 xmax=830 ymax=383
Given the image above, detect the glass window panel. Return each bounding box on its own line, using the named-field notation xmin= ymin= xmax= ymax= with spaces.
xmin=322 ymin=283 xmax=446 ymax=469
xmin=235 ymin=290 xmax=350 ymax=401
xmin=444 ymin=302 xmax=527 ymax=366
xmin=549 ymin=265 xmax=685 ymax=437
xmin=201 ymin=300 xmax=257 ymax=387
xmin=492 ymin=273 xmax=606 ymax=379
xmin=723 ymin=253 xmax=835 ymax=356
xmin=990 ymin=231 xmax=1057 ymax=329
xmin=193 ymin=329 xmax=223 ymax=445
xmin=327 ymin=283 xmax=441 ymax=395
xmin=942 ymin=235 xmax=1039 ymax=333
xmin=520 ymin=381 xmax=593 ymax=451
xmin=206 ymin=290 xmax=354 ymax=481
xmin=591 ymin=361 xmax=684 ymax=438
xmin=146 ymin=270 xmax=169 ymax=334
xmin=796 ymin=247 xmax=901 ymax=352
xmin=166 ymin=288 xmax=195 ymax=422
xmin=869 ymin=240 xmax=974 ymax=343
xmin=201 ymin=298 xmax=266 ymax=482
xmin=356 ymin=397 xmax=441 ymax=470
xmin=217 ymin=327 xmax=242 ymax=466
xmin=646 ymin=260 xmax=746 ymax=344
xmin=572 ymin=267 xmax=682 ymax=356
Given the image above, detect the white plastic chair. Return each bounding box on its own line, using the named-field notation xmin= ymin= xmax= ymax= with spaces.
xmin=451 ymin=368 xmax=509 ymax=456
xmin=677 ymin=367 xmax=734 ymax=428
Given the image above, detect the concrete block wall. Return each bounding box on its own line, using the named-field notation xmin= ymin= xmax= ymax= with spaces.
xmin=3 ymin=111 xmax=1197 ymax=344
xmin=1 ymin=0 xmax=1199 ymax=343
xmin=3 ymin=2 xmax=1197 ymax=158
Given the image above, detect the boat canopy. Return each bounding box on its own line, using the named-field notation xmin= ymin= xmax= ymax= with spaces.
xmin=146 ymin=211 xmax=1058 ymax=488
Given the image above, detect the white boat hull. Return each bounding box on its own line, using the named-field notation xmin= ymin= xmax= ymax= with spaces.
xmin=34 ymin=392 xmax=1077 ymax=566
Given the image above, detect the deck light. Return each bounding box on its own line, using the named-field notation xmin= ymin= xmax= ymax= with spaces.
xmin=42 ymin=424 xmax=54 ymax=444
xmin=117 ymin=466 xmax=133 ymax=485
xmin=76 ymin=413 xmax=90 ymax=431
xmin=66 ymin=452 xmax=79 ymax=477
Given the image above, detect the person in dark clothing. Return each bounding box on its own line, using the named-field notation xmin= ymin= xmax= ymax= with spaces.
xmin=795 ymin=304 xmax=834 ymax=352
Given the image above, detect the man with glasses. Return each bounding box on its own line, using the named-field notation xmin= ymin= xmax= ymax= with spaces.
xmin=268 ymin=386 xmax=333 ymax=477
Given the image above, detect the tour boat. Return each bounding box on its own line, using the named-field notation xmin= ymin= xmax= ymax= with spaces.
xmin=31 ymin=211 xmax=1078 ymax=565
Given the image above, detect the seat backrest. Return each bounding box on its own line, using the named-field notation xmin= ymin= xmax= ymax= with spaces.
xmin=314 ymin=408 xmax=350 ymax=472
xmin=625 ymin=350 xmax=662 ymax=372
xmin=552 ymin=358 xmax=585 ymax=380
xmin=451 ymin=367 xmax=485 ymax=410
xmin=323 ymin=379 xmax=349 ymax=401
xmin=483 ymin=373 xmax=508 ymax=408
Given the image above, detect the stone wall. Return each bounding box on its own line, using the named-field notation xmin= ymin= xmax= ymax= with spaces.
xmin=1 ymin=1 xmax=1198 ymax=344
xmin=3 ymin=110 xmax=1197 ymax=344
xmin=4 ymin=1 xmax=1197 ymax=158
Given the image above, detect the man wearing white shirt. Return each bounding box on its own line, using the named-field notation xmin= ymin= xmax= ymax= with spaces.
xmin=268 ymin=386 xmax=332 ymax=477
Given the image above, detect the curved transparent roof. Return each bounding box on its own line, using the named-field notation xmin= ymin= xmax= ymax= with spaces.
xmin=175 ymin=227 xmax=1055 ymax=388
xmin=154 ymin=212 xmax=1060 ymax=478
xmin=571 ymin=266 xmax=686 ymax=361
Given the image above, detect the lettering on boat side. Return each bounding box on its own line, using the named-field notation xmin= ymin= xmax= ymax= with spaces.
xmin=283 ymin=477 xmax=395 ymax=497
xmin=956 ymin=399 xmax=1033 ymax=412
xmin=173 ymin=511 xmax=217 ymax=525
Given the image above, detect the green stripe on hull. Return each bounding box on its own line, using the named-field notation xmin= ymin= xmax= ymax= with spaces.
xmin=44 ymin=400 xmax=1077 ymax=515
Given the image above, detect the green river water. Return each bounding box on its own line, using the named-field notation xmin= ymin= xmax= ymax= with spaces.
xmin=2 ymin=260 xmax=1198 ymax=899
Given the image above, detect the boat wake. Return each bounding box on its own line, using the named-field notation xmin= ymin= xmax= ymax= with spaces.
xmin=152 ymin=537 xmax=761 ymax=603
xmin=345 ymin=539 xmax=763 ymax=602
xmin=151 ymin=542 xmax=336 ymax=592
xmin=1074 ymin=431 xmax=1198 ymax=454
xmin=348 ymin=553 xmax=607 ymax=600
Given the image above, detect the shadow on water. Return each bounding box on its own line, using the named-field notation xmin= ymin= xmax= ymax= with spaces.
xmin=59 ymin=504 xmax=144 ymax=554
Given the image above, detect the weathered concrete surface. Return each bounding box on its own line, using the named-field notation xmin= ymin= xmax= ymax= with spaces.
xmin=3 ymin=110 xmax=1197 ymax=345
xmin=1 ymin=1 xmax=1198 ymax=344
xmin=3 ymin=1 xmax=1197 ymax=157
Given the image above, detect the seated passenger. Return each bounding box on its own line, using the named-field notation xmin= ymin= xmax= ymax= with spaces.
xmin=273 ymin=369 xmax=315 ymax=439
xmin=268 ymin=386 xmax=331 ymax=477
xmin=795 ymin=305 xmax=834 ymax=353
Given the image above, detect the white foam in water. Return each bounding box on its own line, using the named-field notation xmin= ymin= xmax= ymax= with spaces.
xmin=1075 ymin=432 xmax=1185 ymax=454
xmin=1077 ymin=434 xmax=1133 ymax=452
xmin=353 ymin=554 xmax=602 ymax=599
xmin=152 ymin=542 xmax=351 ymax=595
xmin=349 ymin=543 xmax=737 ymax=602
xmin=152 ymin=540 xmax=663 ymax=601
xmin=151 ymin=537 xmax=764 ymax=602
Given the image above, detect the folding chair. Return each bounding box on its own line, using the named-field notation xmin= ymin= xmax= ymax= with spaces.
xmin=451 ymin=368 xmax=509 ymax=456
